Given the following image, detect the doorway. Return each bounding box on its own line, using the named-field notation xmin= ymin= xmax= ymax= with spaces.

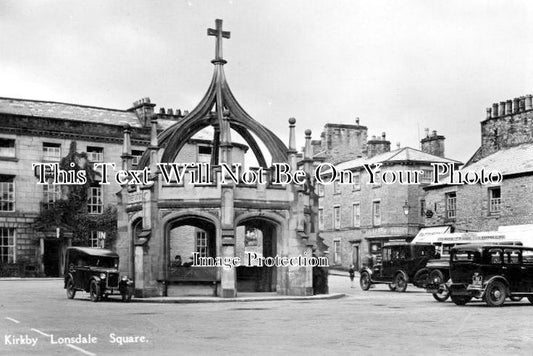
xmin=43 ymin=239 xmax=60 ymax=277
xmin=236 ymin=218 xmax=278 ymax=293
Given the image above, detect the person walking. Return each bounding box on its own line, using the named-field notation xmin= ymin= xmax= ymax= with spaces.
xmin=349 ymin=264 xmax=356 ymax=288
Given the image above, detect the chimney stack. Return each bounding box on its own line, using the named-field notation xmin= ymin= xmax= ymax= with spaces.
xmin=421 ymin=129 xmax=445 ymax=158
xmin=367 ymin=133 xmax=391 ymax=158
xmin=130 ymin=97 xmax=156 ymax=127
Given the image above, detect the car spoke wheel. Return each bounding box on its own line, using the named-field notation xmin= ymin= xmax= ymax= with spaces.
xmin=451 ymin=295 xmax=471 ymax=305
xmin=394 ymin=272 xmax=408 ymax=292
xmin=413 ymin=268 xmax=430 ymax=289
xmin=66 ymin=279 xmax=76 ymax=299
xmin=429 ymin=270 xmax=448 ymax=302
xmin=484 ymin=281 xmax=507 ymax=307
xmin=359 ymin=272 xmax=371 ymax=291
xmin=388 ymin=284 xmax=396 ymax=291
xmin=432 ymin=289 xmax=450 ymax=302
xmin=89 ymin=280 xmax=100 ymax=303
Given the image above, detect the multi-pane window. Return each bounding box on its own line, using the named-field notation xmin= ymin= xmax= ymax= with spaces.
xmin=197 ymin=146 xmax=212 ymax=164
xmin=89 ymin=231 xmax=106 ymax=248
xmin=372 ymin=201 xmax=381 ymax=226
xmin=43 ymin=184 xmax=61 ymax=208
xmin=131 ymin=150 xmax=144 ymax=166
xmin=87 ymin=186 xmax=103 ymax=214
xmin=318 ymin=208 xmax=324 ymax=230
xmin=333 ymin=240 xmax=341 ymax=265
xmin=196 ymin=231 xmax=208 ymax=258
xmin=0 ymin=176 xmax=15 ymax=212
xmin=333 ymin=206 xmax=341 ymax=230
xmin=352 ymin=203 xmax=360 ymax=227
xmin=43 ymin=143 xmax=61 ymax=161
xmin=352 ymin=173 xmax=361 ymax=191
xmin=317 ymin=184 xmax=324 ymax=197
xmin=0 ymin=228 xmax=15 ymax=263
xmin=333 ymin=181 xmax=340 ymax=194
xmin=489 ymin=187 xmax=501 ymax=214
xmin=420 ymin=168 xmax=433 ymax=184
xmin=445 ymin=192 xmax=457 ymax=219
xmin=87 ymin=146 xmax=104 ymax=162
xmin=0 ymin=138 xmax=15 ymax=158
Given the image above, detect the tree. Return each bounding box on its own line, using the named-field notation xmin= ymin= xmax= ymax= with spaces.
xmin=33 ymin=141 xmax=117 ymax=248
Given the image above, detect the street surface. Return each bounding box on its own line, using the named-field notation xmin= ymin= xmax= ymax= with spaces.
xmin=1 ymin=275 xmax=532 ymax=355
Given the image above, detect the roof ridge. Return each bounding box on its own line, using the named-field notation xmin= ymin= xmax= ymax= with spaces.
xmin=384 ymin=147 xmax=407 ymax=161
xmin=0 ymin=96 xmax=130 ymax=113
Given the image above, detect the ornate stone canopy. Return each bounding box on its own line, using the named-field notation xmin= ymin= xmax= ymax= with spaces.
xmin=138 ymin=19 xmax=288 ymax=168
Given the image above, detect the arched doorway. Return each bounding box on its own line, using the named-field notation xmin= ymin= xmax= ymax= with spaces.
xmin=165 ymin=216 xmax=218 ymax=296
xmin=236 ymin=218 xmax=279 ymax=293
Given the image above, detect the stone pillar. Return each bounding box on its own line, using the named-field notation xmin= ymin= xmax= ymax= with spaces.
xmin=220 ymin=188 xmax=236 ymax=297
xmin=219 ymin=110 xmax=236 ymax=297
xmin=526 ymin=95 xmax=533 ymax=111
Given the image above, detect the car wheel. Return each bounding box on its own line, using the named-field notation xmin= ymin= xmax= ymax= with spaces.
xmin=359 ymin=272 xmax=371 ymax=291
xmin=509 ymin=296 xmax=523 ymax=302
xmin=432 ymin=290 xmax=450 ymax=302
xmin=451 ymin=295 xmax=472 ymax=305
xmin=66 ymin=278 xmax=76 ymax=300
xmin=394 ymin=272 xmax=408 ymax=292
xmin=89 ymin=280 xmax=100 ymax=303
xmin=388 ymin=284 xmax=396 ymax=291
xmin=484 ymin=281 xmax=507 ymax=307
xmin=413 ymin=268 xmax=430 ymax=288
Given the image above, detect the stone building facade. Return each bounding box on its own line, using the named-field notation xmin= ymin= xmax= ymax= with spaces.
xmin=424 ymin=94 xmax=533 ymax=232
xmin=0 ymin=96 xmax=237 ymax=276
xmin=318 ymin=125 xmax=459 ymax=270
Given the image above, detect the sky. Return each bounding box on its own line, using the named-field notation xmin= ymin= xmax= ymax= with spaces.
xmin=1 ymin=0 xmax=532 ymax=162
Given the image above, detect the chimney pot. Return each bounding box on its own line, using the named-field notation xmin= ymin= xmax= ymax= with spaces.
xmin=486 ymin=107 xmax=492 ymax=119
xmin=432 ymin=130 xmax=437 ymax=137
xmin=492 ymin=103 xmax=499 ymax=118
xmin=355 ymin=117 xmax=360 ymax=125
xmin=167 ymin=108 xmax=173 ymax=115
xmin=513 ymin=98 xmax=520 ymax=113
xmin=506 ymin=100 xmax=513 ymax=115
xmin=499 ymin=102 xmax=506 ymax=116
xmin=424 ymin=128 xmax=429 ymax=137
xmin=159 ymin=108 xmax=165 ymax=114
xmin=382 ymin=132 xmax=386 ymax=140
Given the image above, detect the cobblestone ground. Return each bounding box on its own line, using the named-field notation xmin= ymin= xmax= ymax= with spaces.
xmin=1 ymin=275 xmax=532 ymax=355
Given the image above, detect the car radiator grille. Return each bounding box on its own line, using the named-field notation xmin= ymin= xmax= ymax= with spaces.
xmin=107 ymin=273 xmax=119 ymax=288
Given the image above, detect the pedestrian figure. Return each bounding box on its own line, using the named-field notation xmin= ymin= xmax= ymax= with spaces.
xmin=349 ymin=264 xmax=356 ymax=288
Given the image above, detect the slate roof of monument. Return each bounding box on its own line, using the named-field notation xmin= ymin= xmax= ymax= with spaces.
xmin=0 ymin=97 xmax=177 ymax=130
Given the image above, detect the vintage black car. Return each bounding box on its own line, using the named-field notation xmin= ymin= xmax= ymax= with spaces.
xmin=448 ymin=244 xmax=533 ymax=307
xmin=64 ymin=247 xmax=133 ymax=302
xmin=359 ymin=243 xmax=436 ymax=292
xmin=415 ymin=241 xmax=523 ymax=303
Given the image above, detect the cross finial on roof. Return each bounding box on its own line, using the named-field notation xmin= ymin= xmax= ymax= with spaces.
xmin=207 ymin=19 xmax=230 ymax=64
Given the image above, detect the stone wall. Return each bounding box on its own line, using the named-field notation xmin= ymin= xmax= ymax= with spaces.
xmin=317 ymin=122 xmax=368 ymax=164
xmin=424 ymin=174 xmax=533 ymax=232
xmin=474 ymin=95 xmax=533 ymax=162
